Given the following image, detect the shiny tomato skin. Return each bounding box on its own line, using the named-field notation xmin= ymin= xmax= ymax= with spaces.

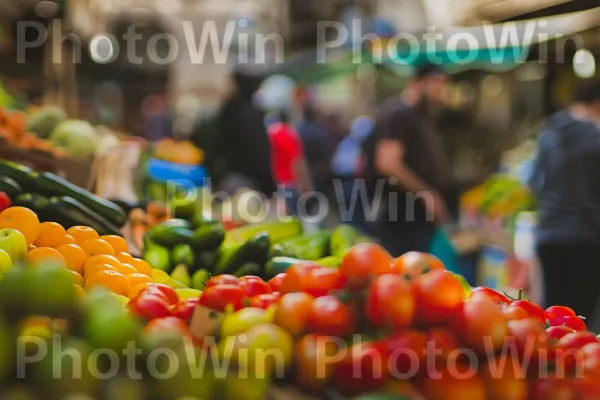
xmin=412 ymin=269 xmax=464 ymax=326
xmin=557 ymin=331 xmax=598 ymax=351
xmin=551 ymin=316 xmax=588 ymax=332
xmin=569 ymin=376 xmax=600 ymax=400
xmin=507 ymin=318 xmax=549 ymax=370
xmin=502 ymin=304 xmax=529 ymax=321
xmin=507 ymin=300 xmax=546 ymax=324
xmin=332 ymin=341 xmax=389 ymax=395
xmin=339 ymin=243 xmax=391 ymax=289
xmin=547 ymin=326 xmax=576 ymax=342
xmin=482 ymin=354 xmax=528 ymax=400
xmin=546 ymin=306 xmax=577 ymax=321
xmin=128 ymin=294 xmax=173 ymax=320
xmin=469 ymin=287 xmax=511 ymax=305
xmin=382 ymin=331 xmax=427 ymax=376
xmin=296 ymin=334 xmax=343 ymax=393
xmin=580 ymin=342 xmax=600 ymax=379
xmin=279 ymin=262 xmax=320 ymax=294
xmin=143 ymin=284 xmax=180 ymax=305
xmin=249 ymin=293 xmax=279 ymax=309
xmin=273 ymin=292 xmax=314 ymax=337
xmin=391 ymin=251 xmax=445 ymax=278
xmin=172 ymin=298 xmax=200 ymax=320
xmin=529 ymin=377 xmax=575 ymax=400
xmin=460 ymin=295 xmax=509 ymax=354
xmin=425 ymin=328 xmax=461 ymax=360
xmin=306 ymin=295 xmax=356 ymax=338
xmin=303 ymin=267 xmax=347 ymax=298
xmin=205 ymin=274 xmax=239 ymax=287
xmin=144 ymin=316 xmax=190 ymax=336
xmin=198 ymin=284 xmax=247 ymax=311
xmin=0 ymin=192 xmax=11 ymax=212
xmin=268 ymin=273 xmax=286 ymax=292
xmin=365 ymin=274 xmax=415 ymax=332
xmin=238 ymin=276 xmax=271 ymax=297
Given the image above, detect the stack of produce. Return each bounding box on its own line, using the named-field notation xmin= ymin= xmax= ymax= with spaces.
xmin=0 ymin=160 xmax=126 ymax=235
xmin=141 ymin=215 xmax=370 ymax=291
xmin=0 ymin=108 xmax=64 ymax=157
xmin=153 ymin=138 xmax=204 ymax=165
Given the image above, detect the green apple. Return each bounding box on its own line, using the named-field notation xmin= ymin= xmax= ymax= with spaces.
xmin=0 ymin=248 xmax=12 ymax=273
xmin=0 ymin=229 xmax=27 ymax=262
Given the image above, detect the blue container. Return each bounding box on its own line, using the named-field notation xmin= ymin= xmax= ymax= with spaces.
xmin=147 ymin=159 xmax=208 ymax=186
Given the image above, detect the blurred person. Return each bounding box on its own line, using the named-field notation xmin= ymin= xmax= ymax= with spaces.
xmin=297 ymin=105 xmax=331 ymax=193
xmin=216 ymin=71 xmax=277 ymax=197
xmin=529 ymin=80 xmax=600 ymax=321
xmin=268 ymin=110 xmax=313 ymax=215
xmin=321 ymin=112 xmax=347 ymax=151
xmin=362 ymin=63 xmax=451 ymax=256
xmin=332 ymin=115 xmax=375 ymax=235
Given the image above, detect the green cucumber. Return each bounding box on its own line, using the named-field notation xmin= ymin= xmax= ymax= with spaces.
xmin=222 ymin=219 xmax=302 ymax=251
xmin=0 ymin=176 xmax=21 ymax=199
xmin=232 ymin=262 xmax=262 ymax=278
xmin=294 ymin=233 xmax=330 ymax=260
xmin=160 ymin=219 xmax=191 ymax=229
xmin=270 ymin=243 xmax=297 ymax=258
xmin=192 ymin=223 xmax=226 ymax=252
xmin=0 ymin=160 xmax=38 ymax=192
xmin=330 ymin=224 xmax=358 ymax=256
xmin=34 ymin=172 xmax=127 ymax=227
xmin=193 ymin=250 xmax=219 ymax=273
xmin=13 ymin=193 xmax=51 ymax=222
xmin=146 ymin=225 xmax=195 ymax=248
xmin=46 ymin=196 xmax=122 ymax=235
xmin=264 ymin=256 xmax=304 ymax=279
xmin=215 ymin=232 xmax=271 ymax=275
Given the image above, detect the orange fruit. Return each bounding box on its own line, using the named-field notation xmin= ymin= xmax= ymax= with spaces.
xmin=118 ymin=263 xmax=138 ymax=276
xmin=25 ymin=247 xmax=66 ymax=266
xmin=84 ymin=255 xmax=122 ymax=274
xmin=68 ymin=270 xmax=84 ymax=287
xmin=55 ymin=244 xmax=87 ymax=275
xmin=128 ymin=283 xmax=151 ymax=299
xmin=28 ymin=244 xmax=37 ymax=251
xmin=34 ymin=222 xmax=67 ymax=248
xmin=0 ymin=206 xmax=41 ymax=244
xmin=85 ymin=270 xmax=130 ymax=296
xmin=100 ymin=235 xmax=129 ymax=254
xmin=66 ymin=226 xmax=99 ymax=244
xmin=79 ymin=239 xmax=115 ymax=258
xmin=85 ymin=263 xmax=117 ymax=279
xmin=128 ymin=273 xmax=152 ymax=288
xmin=116 ymin=252 xmax=135 ymax=265
xmin=129 ymin=258 xmax=152 ymax=276
xmin=62 ymin=235 xmax=77 ymax=245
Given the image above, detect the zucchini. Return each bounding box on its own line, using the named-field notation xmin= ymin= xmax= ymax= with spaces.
xmin=215 ymin=232 xmax=271 ymax=275
xmin=193 ymin=250 xmax=219 ymax=274
xmin=0 ymin=160 xmax=38 ymax=192
xmin=0 ymin=176 xmax=22 ymax=199
xmin=145 ymin=225 xmax=195 ymax=248
xmin=13 ymin=193 xmax=51 ymax=222
xmin=192 ymin=223 xmax=226 ymax=252
xmin=264 ymin=256 xmax=304 ymax=279
xmin=34 ymin=172 xmax=127 ymax=227
xmin=45 ymin=196 xmax=122 ymax=235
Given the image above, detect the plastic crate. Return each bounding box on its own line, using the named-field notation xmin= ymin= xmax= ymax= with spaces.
xmin=147 ymin=158 xmax=207 ymax=186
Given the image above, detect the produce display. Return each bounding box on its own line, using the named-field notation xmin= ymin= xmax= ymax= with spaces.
xmin=0 ymin=108 xmax=65 ymax=157
xmin=153 ymin=138 xmax=204 ymax=165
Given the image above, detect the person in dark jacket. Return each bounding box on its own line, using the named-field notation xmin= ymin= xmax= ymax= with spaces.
xmin=216 ymin=72 xmax=277 ymax=197
xmin=529 ymin=80 xmax=600 ymax=320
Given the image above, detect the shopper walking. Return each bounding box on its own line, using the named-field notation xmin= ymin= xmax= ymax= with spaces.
xmin=362 ymin=63 xmax=451 ymax=256
xmin=529 ymin=80 xmax=600 ymax=321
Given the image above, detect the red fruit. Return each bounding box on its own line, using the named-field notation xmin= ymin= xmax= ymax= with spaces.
xmin=332 ymin=341 xmax=389 ymax=395
xmin=0 ymin=192 xmax=11 ymax=212
xmin=268 ymin=273 xmax=286 ymax=292
xmin=274 ymin=292 xmax=314 ymax=337
xmin=552 ymin=316 xmax=588 ymax=332
xmin=142 ymin=284 xmax=180 ymax=305
xmin=249 ymin=293 xmax=280 ymax=309
xmin=546 ymin=306 xmax=577 ymax=321
xmin=482 ymin=354 xmax=528 ymax=400
xmin=460 ymin=294 xmax=509 ymax=354
xmin=365 ymin=274 xmax=415 ymax=332
xmin=418 ymin=369 xmax=487 ymax=400
xmin=580 ymin=342 xmax=600 ymax=378
xmin=469 ymin=287 xmax=511 ymax=305
xmin=391 ymin=251 xmax=445 ymax=278
xmin=238 ymin=276 xmax=271 ymax=297
xmin=306 ymin=295 xmax=356 ymax=338
xmin=529 ymin=377 xmax=575 ymax=400
xmin=382 ymin=331 xmax=427 ymax=376
xmin=205 ymin=274 xmax=239 ymax=287
xmin=569 ymin=376 xmax=600 ymax=400
xmin=296 ymin=335 xmax=343 ymax=393
xmin=339 ymin=243 xmax=391 ymax=289
xmin=279 ymin=262 xmax=320 ymax=294
xmin=557 ymin=331 xmax=598 ymax=351
xmin=198 ymin=284 xmax=247 ymax=311
xmin=144 ymin=316 xmax=190 ymax=336
xmin=425 ymin=328 xmax=461 ymax=359
xmin=128 ymin=294 xmax=173 ymax=320
xmin=303 ymin=267 xmax=347 ymax=298
xmin=412 ymin=269 xmax=464 ymax=326
xmin=172 ymin=298 xmax=199 ymax=320
xmin=506 ymin=300 xmax=545 ymax=324
xmin=506 ymin=318 xmax=549 ymax=368
xmin=547 ymin=326 xmax=576 ymax=341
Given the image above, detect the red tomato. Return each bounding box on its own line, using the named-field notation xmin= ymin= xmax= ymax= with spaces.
xmin=273 ymin=292 xmax=315 ymax=337
xmin=296 ymin=335 xmax=344 ymax=393
xmin=279 ymin=262 xmax=320 ymax=294
xmin=418 ymin=370 xmax=487 ymax=400
xmin=502 ymin=304 xmax=529 ymax=321
xmin=529 ymin=377 xmax=575 ymax=400
xmin=268 ymin=273 xmax=286 ymax=292
xmin=332 ymin=341 xmax=389 ymax=395
xmin=303 ymin=267 xmax=347 ymax=298
xmin=459 ymin=294 xmax=509 ymax=354
xmin=128 ymin=294 xmax=173 ymax=320
xmin=238 ymin=276 xmax=271 ymax=297
xmin=469 ymin=287 xmax=511 ymax=305
xmin=425 ymin=328 xmax=461 ymax=360
xmin=557 ymin=331 xmax=598 ymax=351
xmin=482 ymin=354 xmax=528 ymax=400
xmin=581 ymin=342 xmax=600 ymax=378
xmin=198 ymin=284 xmax=247 ymax=311
xmin=142 ymin=284 xmax=180 ymax=305
xmin=339 ymin=243 xmax=391 ymax=289
xmin=507 ymin=318 xmax=549 ymax=369
xmin=547 ymin=326 xmax=576 ymax=341
xmin=551 ymin=316 xmax=588 ymax=332
xmin=172 ymin=298 xmax=199 ymax=320
xmin=365 ymin=274 xmax=414 ymax=332
xmin=506 ymin=300 xmax=546 ymax=324
xmin=144 ymin=316 xmax=190 ymax=336
xmin=552 ymin=331 xmax=596 ymax=375
xmin=306 ymin=295 xmax=356 ymax=338
xmin=0 ymin=192 xmax=11 ymax=212
xmin=412 ymin=269 xmax=464 ymax=326
xmin=249 ymin=293 xmax=279 ymax=309
xmin=382 ymin=331 xmax=427 ymax=376
xmin=546 ymin=306 xmax=577 ymax=322
xmin=205 ymin=274 xmax=239 ymax=287
xmin=569 ymin=376 xmax=600 ymax=400
xmin=391 ymin=251 xmax=445 ymax=278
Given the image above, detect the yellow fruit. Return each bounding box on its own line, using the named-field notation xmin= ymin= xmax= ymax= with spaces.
xmin=175 ymin=288 xmax=202 ymax=300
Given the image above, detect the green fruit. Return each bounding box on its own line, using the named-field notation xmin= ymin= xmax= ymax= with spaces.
xmin=0 ymin=228 xmax=28 ymax=262
xmin=220 ymin=308 xmax=272 ymax=338
xmin=144 ymin=243 xmax=171 ymax=272
xmin=84 ymin=306 xmax=140 ymax=352
xmin=237 ymin=323 xmax=294 ymax=376
xmin=172 ymin=244 xmax=195 ymax=267
xmin=26 ymin=265 xmax=76 ymax=317
xmin=191 ymin=269 xmax=210 ymax=290
xmin=0 ymin=248 xmax=12 ymax=273
xmin=171 ymin=265 xmax=192 ymax=288
xmin=0 ymin=267 xmax=31 ymax=320
xmin=224 ymin=374 xmax=271 ymax=400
